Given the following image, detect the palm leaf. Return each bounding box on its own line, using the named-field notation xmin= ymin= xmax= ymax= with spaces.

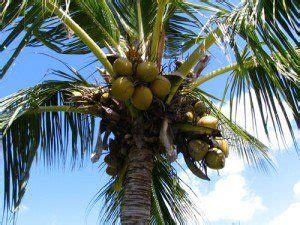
xmin=181 ymin=0 xmax=299 ymax=151
xmin=0 ymin=68 xmax=97 ymax=215
xmin=1 ymin=1 xmax=116 ymax=78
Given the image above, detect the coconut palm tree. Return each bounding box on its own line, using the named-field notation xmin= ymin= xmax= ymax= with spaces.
xmin=0 ymin=0 xmax=299 ymax=224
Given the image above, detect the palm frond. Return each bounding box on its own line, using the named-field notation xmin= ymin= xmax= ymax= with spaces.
xmin=74 ymin=0 xmax=122 ymax=54
xmin=181 ymin=0 xmax=299 ymax=151
xmin=1 ymin=0 xmax=116 ymax=78
xmin=219 ymin=2 xmax=299 ymax=119
xmin=109 ymin=0 xmax=158 ymax=46
xmin=151 ymin=156 xmax=200 ymax=224
xmin=228 ymin=54 xmax=299 ymax=150
xmin=0 ymin=68 xmax=97 ymax=216
xmin=163 ymin=0 xmax=228 ymax=58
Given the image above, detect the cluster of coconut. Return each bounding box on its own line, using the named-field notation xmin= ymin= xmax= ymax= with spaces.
xmin=103 ymin=138 xmax=127 ymax=175
xmin=68 ymin=86 xmax=110 ymax=105
xmin=111 ymin=58 xmax=171 ymax=110
xmin=185 ymin=101 xmax=229 ymax=170
xmin=188 ymin=138 xmax=229 ymax=170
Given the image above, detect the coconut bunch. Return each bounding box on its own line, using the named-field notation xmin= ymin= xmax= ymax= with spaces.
xmin=102 ymin=135 xmax=133 ymax=191
xmin=86 ymin=54 xmax=230 ymax=183
xmin=173 ymin=98 xmax=230 ymax=174
xmin=66 ymin=85 xmax=110 ymax=107
xmin=110 ymin=57 xmax=171 ymax=110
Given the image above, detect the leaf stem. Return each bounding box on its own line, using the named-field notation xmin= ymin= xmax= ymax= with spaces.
xmin=32 ymin=105 xmax=99 ymax=116
xmin=177 ymin=28 xmax=222 ymax=76
xmin=136 ymin=0 xmax=146 ymax=59
xmin=45 ymin=0 xmax=115 ymax=77
xmin=187 ymin=59 xmax=255 ymax=90
xmin=150 ymin=0 xmax=168 ymax=62
xmin=166 ymin=28 xmax=222 ymax=104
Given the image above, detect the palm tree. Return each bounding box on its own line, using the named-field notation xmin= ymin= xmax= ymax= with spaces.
xmin=0 ymin=0 xmax=298 ymax=224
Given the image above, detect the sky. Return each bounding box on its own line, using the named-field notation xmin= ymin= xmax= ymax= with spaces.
xmin=0 ymin=2 xmax=300 ymax=225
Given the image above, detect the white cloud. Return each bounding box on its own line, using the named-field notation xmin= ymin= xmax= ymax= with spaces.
xmin=219 ymin=154 xmax=244 ymax=176
xmin=200 ymin=174 xmax=265 ymax=222
xmin=179 ymin=153 xmax=265 ymax=224
xmin=293 ymin=182 xmax=300 ymax=199
xmin=269 ymin=203 xmax=300 ymax=225
xmin=269 ymin=181 xmax=300 ymax=225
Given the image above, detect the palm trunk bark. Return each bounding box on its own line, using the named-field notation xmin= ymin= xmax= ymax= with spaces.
xmin=121 ymin=147 xmax=154 ymax=224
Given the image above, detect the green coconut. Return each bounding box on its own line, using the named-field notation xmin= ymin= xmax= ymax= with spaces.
xmin=197 ymin=115 xmax=218 ymax=129
xmin=136 ymin=61 xmax=159 ymax=82
xmin=71 ymin=90 xmax=82 ymax=97
xmin=111 ymin=77 xmax=134 ymax=101
xmin=185 ymin=111 xmax=194 ymax=122
xmin=194 ymin=101 xmax=206 ymax=115
xmin=113 ymin=57 xmax=132 ymax=76
xmin=215 ymin=138 xmax=229 ymax=158
xmin=101 ymin=92 xmax=110 ymax=101
xmin=205 ymin=148 xmax=225 ymax=170
xmin=150 ymin=76 xmax=171 ymax=99
xmin=131 ymin=86 xmax=153 ymax=110
xmin=188 ymin=139 xmax=210 ymax=161
xmin=106 ymin=166 xmax=117 ymax=176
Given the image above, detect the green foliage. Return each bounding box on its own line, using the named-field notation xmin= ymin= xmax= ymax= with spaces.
xmin=0 ymin=66 xmax=95 ymax=215
xmin=0 ymin=0 xmax=299 ymax=223
xmin=221 ymin=0 xmax=300 ymax=140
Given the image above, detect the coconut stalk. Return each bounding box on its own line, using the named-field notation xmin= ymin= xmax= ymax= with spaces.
xmin=166 ymin=28 xmax=222 ymax=104
xmin=28 ymin=106 xmax=100 ymax=117
xmin=136 ymin=0 xmax=146 ymax=59
xmin=45 ymin=0 xmax=115 ymax=77
xmin=186 ymin=58 xmax=256 ymax=91
xmin=150 ymin=0 xmax=168 ymax=62
xmin=94 ymin=0 xmax=125 ymax=56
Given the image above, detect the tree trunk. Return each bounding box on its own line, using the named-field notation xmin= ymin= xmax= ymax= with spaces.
xmin=121 ymin=147 xmax=154 ymax=224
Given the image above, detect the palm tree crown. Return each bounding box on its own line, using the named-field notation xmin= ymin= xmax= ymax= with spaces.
xmin=0 ymin=0 xmax=299 ymax=223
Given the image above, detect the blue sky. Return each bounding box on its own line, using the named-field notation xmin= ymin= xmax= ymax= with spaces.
xmin=1 ymin=2 xmax=300 ymax=225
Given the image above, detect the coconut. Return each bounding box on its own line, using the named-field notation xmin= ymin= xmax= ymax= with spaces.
xmin=91 ymin=89 xmax=102 ymax=101
xmin=188 ymin=139 xmax=209 ymax=161
xmin=136 ymin=61 xmax=159 ymax=82
xmin=71 ymin=90 xmax=82 ymax=97
xmin=194 ymin=101 xmax=206 ymax=115
xmin=111 ymin=77 xmax=134 ymax=101
xmin=113 ymin=57 xmax=132 ymax=76
xmin=215 ymin=138 xmax=229 ymax=158
xmin=205 ymin=148 xmax=225 ymax=170
xmin=131 ymin=86 xmax=153 ymax=110
xmin=187 ymin=71 xmax=194 ymax=78
xmin=106 ymin=166 xmax=117 ymax=176
xmin=185 ymin=111 xmax=194 ymax=122
xmin=150 ymin=76 xmax=171 ymax=99
xmin=197 ymin=115 xmax=218 ymax=129
xmin=101 ymin=92 xmax=110 ymax=101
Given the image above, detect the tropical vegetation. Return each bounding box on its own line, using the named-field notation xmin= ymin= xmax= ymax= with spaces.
xmin=0 ymin=0 xmax=299 ymax=224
